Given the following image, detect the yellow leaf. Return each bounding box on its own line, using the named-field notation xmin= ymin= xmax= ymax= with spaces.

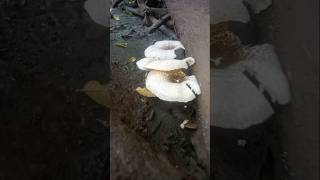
xmin=116 ymin=42 xmax=128 ymax=48
xmin=80 ymin=80 xmax=112 ymax=108
xmin=128 ymin=56 xmax=137 ymax=63
xmin=112 ymin=15 xmax=120 ymax=21
xmin=165 ymin=70 xmax=186 ymax=83
xmin=136 ymin=87 xmax=155 ymax=97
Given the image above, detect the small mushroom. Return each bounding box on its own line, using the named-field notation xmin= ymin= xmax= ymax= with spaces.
xmin=144 ymin=40 xmax=185 ymax=60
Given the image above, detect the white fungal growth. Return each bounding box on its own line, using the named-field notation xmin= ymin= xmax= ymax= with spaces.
xmin=144 ymin=40 xmax=185 ymax=59
xmin=138 ymin=40 xmax=201 ymax=103
xmin=136 ymin=57 xmax=195 ymax=71
xmin=146 ymin=71 xmax=201 ymax=103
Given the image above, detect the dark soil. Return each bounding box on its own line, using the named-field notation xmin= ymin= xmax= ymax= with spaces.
xmin=0 ymin=0 xmax=108 ymax=179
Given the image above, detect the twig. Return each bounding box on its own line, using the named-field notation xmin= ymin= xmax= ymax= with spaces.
xmin=125 ymin=6 xmax=144 ymax=17
xmin=148 ymin=8 xmax=168 ymax=18
xmin=137 ymin=0 xmax=147 ymax=9
xmin=149 ymin=16 xmax=176 ymax=38
xmin=147 ymin=13 xmax=171 ymax=33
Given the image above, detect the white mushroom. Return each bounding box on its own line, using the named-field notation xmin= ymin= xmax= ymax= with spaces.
xmin=144 ymin=40 xmax=185 ymax=60
xmin=136 ymin=57 xmax=195 ymax=71
xmin=146 ymin=71 xmax=201 ymax=103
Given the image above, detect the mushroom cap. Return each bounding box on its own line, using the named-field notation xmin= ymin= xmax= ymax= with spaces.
xmin=144 ymin=40 xmax=185 ymax=60
xmin=136 ymin=57 xmax=195 ymax=71
xmin=146 ymin=71 xmax=201 ymax=103
xmin=136 ymin=57 xmax=159 ymax=71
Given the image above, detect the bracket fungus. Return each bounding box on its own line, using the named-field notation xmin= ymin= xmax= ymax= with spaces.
xmin=146 ymin=71 xmax=200 ymax=102
xmin=136 ymin=40 xmax=201 ymax=103
xmin=137 ymin=57 xmax=195 ymax=71
xmin=144 ymin=40 xmax=185 ymax=60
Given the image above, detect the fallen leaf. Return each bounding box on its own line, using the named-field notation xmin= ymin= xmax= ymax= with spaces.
xmin=180 ymin=119 xmax=198 ymax=130
xmin=165 ymin=70 xmax=186 ymax=83
xmin=79 ymin=80 xmax=112 ymax=108
xmin=180 ymin=120 xmax=189 ymax=129
xmin=128 ymin=56 xmax=137 ymax=63
xmin=112 ymin=15 xmax=120 ymax=21
xmin=184 ymin=121 xmax=198 ymax=130
xmin=136 ymin=87 xmax=155 ymax=97
xmin=116 ymin=42 xmax=128 ymax=48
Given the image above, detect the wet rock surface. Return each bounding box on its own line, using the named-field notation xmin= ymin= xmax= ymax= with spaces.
xmin=0 ymin=1 xmax=108 ymax=179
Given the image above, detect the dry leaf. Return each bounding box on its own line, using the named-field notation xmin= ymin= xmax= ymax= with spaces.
xmin=128 ymin=56 xmax=137 ymax=63
xmin=180 ymin=120 xmax=198 ymax=130
xmin=136 ymin=87 xmax=155 ymax=97
xmin=165 ymin=70 xmax=186 ymax=83
xmin=180 ymin=120 xmax=189 ymax=129
xmin=184 ymin=121 xmax=198 ymax=130
xmin=112 ymin=15 xmax=120 ymax=21
xmin=116 ymin=42 xmax=128 ymax=48
xmin=80 ymin=80 xmax=112 ymax=108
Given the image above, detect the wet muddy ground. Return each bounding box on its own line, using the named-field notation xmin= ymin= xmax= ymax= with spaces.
xmin=0 ymin=1 xmax=108 ymax=179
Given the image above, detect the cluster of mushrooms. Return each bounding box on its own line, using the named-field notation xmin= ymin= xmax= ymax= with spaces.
xmin=136 ymin=40 xmax=201 ymax=103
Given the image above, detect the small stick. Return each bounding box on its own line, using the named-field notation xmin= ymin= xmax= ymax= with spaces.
xmin=149 ymin=16 xmax=177 ymax=39
xmin=147 ymin=14 xmax=171 ymax=33
xmin=125 ymin=6 xmax=144 ymax=17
